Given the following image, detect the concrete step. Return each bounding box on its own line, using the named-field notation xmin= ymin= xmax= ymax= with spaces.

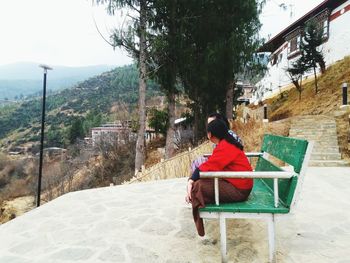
xmin=313 ymin=141 xmax=340 ymax=147
xmin=291 ymin=122 xmax=336 ymax=126
xmin=289 ymin=130 xmax=337 ymax=136
xmin=309 ymin=160 xmax=350 ymax=167
xmin=289 ymin=134 xmax=338 ymax=141
xmin=290 ymin=126 xmax=336 ymax=129
xmin=289 ymin=114 xmax=348 ymax=166
xmin=290 ymin=133 xmax=338 ymax=137
xmin=311 ymin=152 xmax=342 ymax=160
xmin=290 ymin=130 xmax=337 ymax=134
xmin=290 ymin=128 xmax=337 ymax=131
xmin=312 ymin=146 xmax=340 ymax=153
xmin=290 ymin=127 xmax=336 ymax=131
xmin=292 ymin=139 xmax=339 ymax=145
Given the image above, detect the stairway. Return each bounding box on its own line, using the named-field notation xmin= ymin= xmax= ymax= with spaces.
xmin=289 ymin=115 xmax=349 ymax=167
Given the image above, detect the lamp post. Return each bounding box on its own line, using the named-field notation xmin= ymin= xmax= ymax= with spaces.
xmin=263 ymin=104 xmax=269 ymax=123
xmin=37 ymin=64 xmax=53 ymax=207
xmin=342 ymin=82 xmax=348 ymax=106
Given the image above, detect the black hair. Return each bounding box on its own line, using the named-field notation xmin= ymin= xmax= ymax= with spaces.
xmin=207 ymin=112 xmax=230 ymax=129
xmin=207 ymin=119 xmax=243 ymax=150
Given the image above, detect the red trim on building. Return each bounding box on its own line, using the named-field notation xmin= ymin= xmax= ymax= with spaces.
xmin=330 ymin=3 xmax=350 ymax=21
xmin=259 ymin=0 xmax=348 ymax=52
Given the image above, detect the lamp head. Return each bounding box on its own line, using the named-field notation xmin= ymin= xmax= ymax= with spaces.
xmin=39 ymin=64 xmax=53 ymax=72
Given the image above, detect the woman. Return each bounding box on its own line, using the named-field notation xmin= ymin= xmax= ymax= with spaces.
xmin=190 ymin=112 xmax=243 ymax=172
xmin=186 ymin=119 xmax=253 ymax=236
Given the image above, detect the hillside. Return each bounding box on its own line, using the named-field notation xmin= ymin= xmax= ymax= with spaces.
xmin=266 ymin=56 xmax=350 ymax=120
xmin=0 ymin=62 xmax=116 ymax=100
xmin=0 ymin=64 xmax=162 ymax=150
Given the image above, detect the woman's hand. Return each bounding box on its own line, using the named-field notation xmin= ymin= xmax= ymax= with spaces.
xmin=185 ymin=179 xmax=194 ymax=204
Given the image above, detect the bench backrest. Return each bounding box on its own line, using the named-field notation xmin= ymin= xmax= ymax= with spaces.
xmin=255 ymin=134 xmax=310 ymax=209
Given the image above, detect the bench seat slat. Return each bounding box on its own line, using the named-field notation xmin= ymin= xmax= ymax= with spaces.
xmin=199 ymin=179 xmax=289 ymax=214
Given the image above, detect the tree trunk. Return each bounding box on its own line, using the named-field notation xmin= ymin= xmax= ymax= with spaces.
xmin=313 ymin=66 xmax=318 ymax=94
xmin=165 ymin=93 xmax=176 ymax=159
xmin=135 ymin=0 xmax=147 ymax=173
xmin=164 ymin=0 xmax=177 ymax=159
xmin=193 ymin=102 xmax=200 ymax=146
xmin=318 ymin=60 xmax=326 ymax=74
xmin=299 ymin=76 xmax=303 ymax=101
xmin=225 ymin=81 xmax=234 ymax=120
xmin=291 ymin=78 xmax=302 ymax=101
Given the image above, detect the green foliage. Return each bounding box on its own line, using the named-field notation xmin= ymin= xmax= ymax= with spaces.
xmin=301 ymin=21 xmax=326 ymax=71
xmin=0 ymin=65 xmax=162 ymax=147
xmin=286 ymin=20 xmax=326 ymax=98
xmin=175 ymin=0 xmax=264 ymax=140
xmin=67 ymin=118 xmax=85 ymax=144
xmin=300 ymin=20 xmax=326 ymax=93
xmin=286 ymin=58 xmax=308 ymax=100
xmin=46 ymin=125 xmax=65 ymax=147
xmin=148 ymin=108 xmax=168 ymax=135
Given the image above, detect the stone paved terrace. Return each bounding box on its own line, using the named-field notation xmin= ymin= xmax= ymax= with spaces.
xmin=0 ymin=167 xmax=350 ymax=263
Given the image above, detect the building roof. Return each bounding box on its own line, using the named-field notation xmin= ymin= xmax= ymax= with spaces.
xmin=259 ymin=0 xmax=347 ymax=52
xmin=174 ymin=117 xmax=187 ymax=125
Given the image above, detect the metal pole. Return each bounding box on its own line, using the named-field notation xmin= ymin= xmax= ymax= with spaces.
xmin=37 ymin=64 xmax=52 ymax=207
xmin=342 ymin=83 xmax=348 ymax=106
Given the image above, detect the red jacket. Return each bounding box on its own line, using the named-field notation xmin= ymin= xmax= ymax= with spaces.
xmin=199 ymin=139 xmax=253 ymax=190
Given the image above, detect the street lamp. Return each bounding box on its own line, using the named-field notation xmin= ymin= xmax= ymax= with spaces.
xmin=342 ymin=82 xmax=348 ymax=106
xmin=37 ymin=64 xmax=53 ymax=207
xmin=263 ymin=104 xmax=269 ymax=123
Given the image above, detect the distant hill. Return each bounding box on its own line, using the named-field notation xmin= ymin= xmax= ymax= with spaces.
xmin=0 ymin=64 xmax=162 ymax=149
xmin=0 ymin=62 xmax=117 ymax=99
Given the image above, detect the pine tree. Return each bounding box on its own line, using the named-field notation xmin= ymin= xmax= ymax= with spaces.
xmin=300 ymin=20 xmax=326 ymax=94
xmin=286 ymin=58 xmax=308 ymax=101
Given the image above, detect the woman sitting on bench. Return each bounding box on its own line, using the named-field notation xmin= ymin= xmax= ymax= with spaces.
xmin=185 ymin=118 xmax=253 ymax=236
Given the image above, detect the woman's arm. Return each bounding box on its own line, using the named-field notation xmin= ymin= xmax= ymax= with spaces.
xmin=185 ymin=179 xmax=194 ymax=203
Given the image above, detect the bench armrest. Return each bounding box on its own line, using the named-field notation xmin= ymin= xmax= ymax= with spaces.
xmin=203 ymin=152 xmax=264 ymax=158
xmin=199 ymin=171 xmax=296 ymax=179
xmin=245 ymin=152 xmax=264 ymax=157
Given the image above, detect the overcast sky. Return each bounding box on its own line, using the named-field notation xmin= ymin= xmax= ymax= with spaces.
xmin=0 ymin=0 xmax=324 ymax=67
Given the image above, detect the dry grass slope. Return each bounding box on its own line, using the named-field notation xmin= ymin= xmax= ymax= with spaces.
xmin=267 ymin=56 xmax=350 ymax=120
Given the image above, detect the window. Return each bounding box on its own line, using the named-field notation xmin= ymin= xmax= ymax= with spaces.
xmin=312 ymin=9 xmax=330 ymax=40
xmin=288 ymin=35 xmax=301 ymax=54
xmin=321 ymin=19 xmax=329 ymax=38
xmin=285 ymin=27 xmax=302 ymax=58
xmin=271 ymin=53 xmax=278 ymax=66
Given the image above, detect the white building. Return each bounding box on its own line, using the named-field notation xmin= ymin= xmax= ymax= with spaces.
xmin=91 ymin=122 xmax=134 ymax=146
xmin=255 ymin=0 xmax=350 ymax=101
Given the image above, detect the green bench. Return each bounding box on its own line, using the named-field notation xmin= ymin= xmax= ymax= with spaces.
xmin=199 ymin=134 xmax=313 ymax=263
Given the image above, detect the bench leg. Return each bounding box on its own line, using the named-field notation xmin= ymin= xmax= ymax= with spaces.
xmin=219 ymin=215 xmax=228 ymax=263
xmin=268 ymin=214 xmax=276 ymax=263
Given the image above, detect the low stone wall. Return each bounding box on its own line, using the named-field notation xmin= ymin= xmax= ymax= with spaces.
xmin=128 ymin=141 xmax=213 ymax=183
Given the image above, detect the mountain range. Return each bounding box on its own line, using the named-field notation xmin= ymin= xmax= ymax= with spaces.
xmin=0 ymin=64 xmax=162 ymax=150
xmin=0 ymin=62 xmax=117 ymax=99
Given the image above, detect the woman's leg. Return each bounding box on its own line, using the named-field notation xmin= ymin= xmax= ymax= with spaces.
xmin=191 ymin=179 xmax=251 ymax=236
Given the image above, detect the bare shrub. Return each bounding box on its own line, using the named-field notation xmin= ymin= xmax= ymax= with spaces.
xmin=0 ymin=173 xmax=9 ymax=189
xmin=0 ymin=178 xmax=34 ymax=202
xmin=91 ymin=133 xmax=136 ymax=187
xmin=42 ymin=163 xmax=63 ymax=202
xmin=231 ymin=119 xmax=290 ymax=152
xmin=0 ymin=153 xmax=9 ymax=170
